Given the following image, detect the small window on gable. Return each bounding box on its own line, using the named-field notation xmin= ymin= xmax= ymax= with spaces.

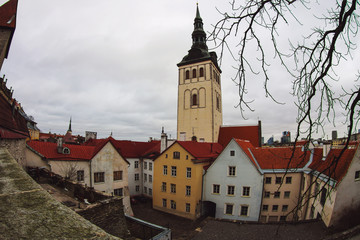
xmin=199 ymin=67 xmax=204 ymax=77
xmin=192 ymin=94 xmax=198 ymax=106
xmin=173 ymin=151 xmax=180 ymax=159
xmin=185 ymin=70 xmax=190 ymax=79
xmin=192 ymin=69 xmax=197 ymax=78
xmin=63 ymin=147 xmax=70 ymax=154
xmin=230 ymin=150 xmax=235 ymax=156
xmin=355 ymin=170 xmax=360 ymax=181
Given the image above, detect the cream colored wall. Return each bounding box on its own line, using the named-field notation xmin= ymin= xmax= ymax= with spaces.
xmin=260 ymin=172 xmax=303 ymax=222
xmin=91 ymin=142 xmax=129 ymax=195
xmin=177 ymin=60 xmax=222 ymax=142
xmin=25 ymin=148 xmax=50 ymax=170
xmin=49 ymin=160 xmax=90 ymax=186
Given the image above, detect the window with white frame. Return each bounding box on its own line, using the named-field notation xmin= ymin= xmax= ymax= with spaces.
xmin=149 ymin=188 xmax=152 ymax=196
xmin=230 ymin=150 xmax=235 ymax=156
xmin=171 ymin=200 xmax=176 ymax=209
xmin=94 ymin=172 xmax=104 ymax=183
xmin=134 ymin=173 xmax=139 ymax=181
xmin=134 ymin=161 xmax=139 ymax=169
xmin=242 ymin=186 xmax=250 ymax=197
xmin=161 ymin=182 xmax=166 ymax=192
xmin=213 ymin=184 xmax=220 ymax=194
xmin=186 ymin=203 xmax=191 ymax=213
xmin=114 ymin=188 xmax=123 ymax=196
xmin=171 ymin=166 xmax=177 ymax=177
xmin=225 ymin=203 xmax=234 ymax=215
xmin=240 ymin=205 xmax=249 ymax=216
xmin=144 ymin=162 xmax=147 ymax=170
xmin=186 ymin=167 xmax=191 ymax=178
xmin=173 ymin=151 xmax=180 ymax=159
xmin=149 ymin=162 xmax=153 ymax=171
xmin=171 ymin=184 xmax=176 ymax=193
xmin=144 ymin=173 xmax=147 ymax=182
xmin=149 ymin=175 xmax=152 ymax=183
xmin=228 ymin=166 xmax=236 ymax=176
xmin=135 ymin=185 xmax=139 ymax=192
xmin=162 ymin=198 xmax=167 ymax=207
xmin=163 ymin=165 xmax=168 ymax=175
xmin=227 ymin=185 xmax=235 ymax=196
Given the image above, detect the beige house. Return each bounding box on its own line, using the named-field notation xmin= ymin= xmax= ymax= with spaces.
xmin=26 ymin=137 xmax=132 ymax=214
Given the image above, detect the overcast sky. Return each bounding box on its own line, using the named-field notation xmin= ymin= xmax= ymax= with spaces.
xmin=1 ymin=0 xmax=359 ymax=142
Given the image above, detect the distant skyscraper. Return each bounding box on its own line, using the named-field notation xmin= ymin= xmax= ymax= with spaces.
xmin=332 ymin=130 xmax=338 ymax=140
xmin=281 ymin=131 xmax=291 ymax=144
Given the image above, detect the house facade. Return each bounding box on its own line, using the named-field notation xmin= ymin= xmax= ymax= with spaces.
xmin=203 ymin=139 xmax=263 ymax=221
xmin=153 ymin=141 xmax=222 ymax=220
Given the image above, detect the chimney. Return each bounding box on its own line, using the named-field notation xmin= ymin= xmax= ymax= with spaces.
xmin=161 ymin=127 xmax=168 ymax=153
xmin=322 ymin=143 xmax=331 ymax=160
xmin=191 ymin=136 xmax=197 ymax=142
xmin=57 ymin=138 xmax=63 ymax=153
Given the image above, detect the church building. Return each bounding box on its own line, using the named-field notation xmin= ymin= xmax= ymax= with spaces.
xmin=177 ymin=5 xmax=222 ymax=143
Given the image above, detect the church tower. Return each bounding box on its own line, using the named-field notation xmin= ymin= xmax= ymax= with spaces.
xmin=177 ymin=5 xmax=222 ymax=142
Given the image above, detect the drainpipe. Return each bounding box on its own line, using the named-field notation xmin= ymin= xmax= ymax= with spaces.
xmin=89 ymin=160 xmax=93 ymax=188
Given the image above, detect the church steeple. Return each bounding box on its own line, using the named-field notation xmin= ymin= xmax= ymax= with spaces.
xmin=178 ymin=4 xmax=220 ymax=71
xmin=68 ymin=117 xmax=72 ymax=133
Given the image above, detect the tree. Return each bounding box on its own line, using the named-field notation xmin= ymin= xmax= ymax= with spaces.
xmin=210 ymin=0 xmax=359 ymax=226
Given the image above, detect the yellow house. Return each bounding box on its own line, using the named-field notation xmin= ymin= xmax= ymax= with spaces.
xmin=153 ymin=141 xmax=223 ymax=219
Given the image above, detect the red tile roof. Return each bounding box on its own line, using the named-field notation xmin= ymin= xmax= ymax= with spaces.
xmin=85 ymin=138 xmax=160 ymax=159
xmin=177 ymin=141 xmax=223 ymax=160
xmin=0 ymin=0 xmax=17 ymax=28
xmin=218 ymin=125 xmax=261 ymax=147
xmin=0 ymin=93 xmax=29 ymax=139
xmin=308 ymin=146 xmax=357 ymax=182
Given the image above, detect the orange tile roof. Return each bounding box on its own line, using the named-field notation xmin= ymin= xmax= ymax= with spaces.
xmin=218 ymin=125 xmax=260 ymax=147
xmin=308 ymin=146 xmax=357 ymax=182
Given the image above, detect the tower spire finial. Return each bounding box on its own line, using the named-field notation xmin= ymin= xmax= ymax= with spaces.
xmin=68 ymin=117 xmax=72 ymax=132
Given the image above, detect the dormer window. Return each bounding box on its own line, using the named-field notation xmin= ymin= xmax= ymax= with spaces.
xmin=62 ymin=147 xmax=70 ymax=154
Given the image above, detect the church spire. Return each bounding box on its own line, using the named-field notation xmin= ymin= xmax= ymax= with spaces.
xmin=191 ymin=4 xmax=208 ymax=52
xmin=68 ymin=117 xmax=72 ymax=133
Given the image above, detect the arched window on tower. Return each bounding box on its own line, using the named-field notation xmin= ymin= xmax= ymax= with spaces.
xmin=192 ymin=94 xmax=198 ymax=106
xmin=199 ymin=67 xmax=204 ymax=77
xmin=185 ymin=70 xmax=190 ymax=79
xmin=192 ymin=69 xmax=197 ymax=78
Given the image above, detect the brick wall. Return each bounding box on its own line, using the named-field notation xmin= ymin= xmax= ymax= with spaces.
xmin=0 ymin=139 xmax=26 ymax=166
xmin=77 ymin=198 xmax=130 ymax=239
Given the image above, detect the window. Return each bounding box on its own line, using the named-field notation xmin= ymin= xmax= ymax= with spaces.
xmin=264 ymin=191 xmax=270 ymax=198
xmin=144 ymin=173 xmax=147 ymax=182
xmin=77 ymin=170 xmax=84 ymax=182
xmin=269 ymin=216 xmax=278 ymax=222
xmin=272 ymin=205 xmax=279 ymax=212
xmin=165 ymin=154 xmax=168 ymax=158
xmin=225 ymin=204 xmax=233 ymax=215
xmin=162 ymin=199 xmax=167 ymax=207
xmin=284 ymin=191 xmax=290 ymax=198
xmin=171 ymin=200 xmax=176 ymax=209
xmin=186 ymin=155 xmax=189 ymax=160
xmin=265 ymin=177 xmax=271 ymax=184
xmin=280 ymin=216 xmax=287 ymax=222
xmin=186 ymin=203 xmax=191 ymax=213
xmin=213 ymin=184 xmax=220 ymax=194
xmin=149 ymin=175 xmax=152 ymax=183
xmin=114 ymin=188 xmax=123 ymax=196
xmin=149 ymin=188 xmax=152 ymax=196
xmin=320 ymin=188 xmax=327 ymax=206
xmin=162 ymin=182 xmax=167 ymax=192
xmin=173 ymin=151 xmax=180 ymax=159
xmin=186 ymin=186 xmax=191 ymax=196
xmin=134 ymin=173 xmax=139 ymax=181
xmin=282 ymin=205 xmax=288 ymax=212
xmin=186 ymin=168 xmax=192 ymax=178
xmin=274 ymin=191 xmax=280 ymax=198
xmin=171 ymin=184 xmax=176 ymax=193
xmin=134 ymin=161 xmax=139 ymax=169
xmin=135 ymin=185 xmax=139 ymax=192
xmin=286 ymin=176 xmax=292 ymax=184
xmin=199 ymin=67 xmax=204 ymax=77
xmin=163 ymin=165 xmax=168 ymax=175
xmin=276 ymin=177 xmax=282 ymax=184
xmin=149 ymin=162 xmax=152 ymax=171
xmin=355 ymin=170 xmax=360 ymax=181
xmin=144 ymin=162 xmax=147 ymax=169
xmin=227 ymin=185 xmax=235 ymax=196
xmin=171 ymin=166 xmax=177 ymax=176
xmin=216 ymin=96 xmax=220 ymax=110
xmin=113 ymin=171 xmax=123 ymax=181
xmin=144 ymin=187 xmax=147 ymax=194
xmin=94 ymin=172 xmax=105 ymax=183
xmin=242 ymin=187 xmax=250 ymax=197
xmin=240 ymin=205 xmax=249 ymax=216
xmin=192 ymin=69 xmax=196 ymax=78
xmin=228 ymin=166 xmax=236 ymax=176
xmin=185 ymin=70 xmax=190 ymax=79
xmin=262 ymin=205 xmax=269 ymax=211
xmin=192 ymin=94 xmax=198 ymax=106
xmin=230 ymin=150 xmax=235 ymax=156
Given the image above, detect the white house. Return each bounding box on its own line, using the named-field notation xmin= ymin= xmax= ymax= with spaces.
xmin=203 ymin=139 xmax=263 ymax=221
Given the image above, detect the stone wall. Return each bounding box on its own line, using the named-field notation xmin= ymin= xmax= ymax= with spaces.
xmin=0 ymin=138 xmax=26 ymax=166
xmin=78 ymin=198 xmax=130 ymax=239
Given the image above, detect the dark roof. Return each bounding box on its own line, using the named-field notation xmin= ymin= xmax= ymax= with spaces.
xmin=177 ymin=141 xmax=223 ymax=160
xmin=0 ymin=91 xmax=29 ymax=139
xmin=0 ymin=0 xmax=18 ymax=59
xmin=218 ymin=125 xmax=261 ymax=147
